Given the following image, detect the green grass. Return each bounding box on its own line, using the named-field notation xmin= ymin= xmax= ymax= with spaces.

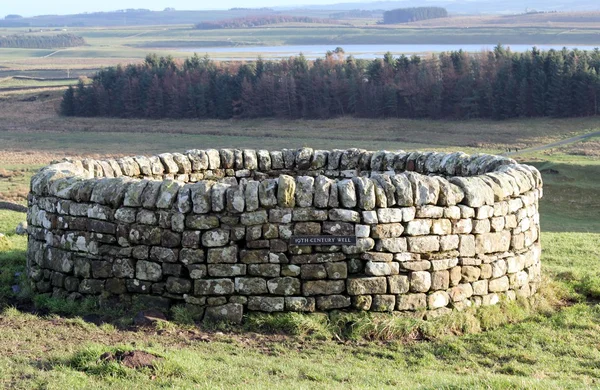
xmin=0 ymin=77 xmax=77 ymax=89
xmin=530 ymin=159 xmax=600 ymax=233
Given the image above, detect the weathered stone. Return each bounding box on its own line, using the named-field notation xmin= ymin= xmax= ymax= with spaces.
xmin=295 ymin=147 xmax=313 ymax=169
xmin=461 ymin=266 xmax=481 ymax=282
xmin=303 ymin=280 xmax=345 ymax=295
xmin=323 ymin=221 xmax=354 ymax=236
xmin=248 ymin=263 xmax=280 ymax=277
xmin=475 ymin=231 xmax=511 ymax=254
xmin=207 ymin=264 xmax=246 ymax=277
xmin=449 ymin=177 xmax=494 ymax=207
xmin=187 ymin=264 xmax=207 ymax=279
xmin=301 ymin=264 xmax=327 ymax=279
xmin=226 ymin=185 xmax=245 ymax=213
xmin=405 ymin=220 xmax=432 ymax=236
xmin=314 ymin=176 xmax=333 ymax=208
xmin=179 ymin=248 xmax=205 ymax=264
xmin=281 ymin=264 xmax=301 ymax=277
xmin=202 ymin=229 xmax=230 ymax=247
xmin=431 ymin=270 xmax=450 ymax=290
xmin=291 ymin=252 xmax=345 ymax=264
xmin=347 ymin=277 xmax=387 ymax=295
xmin=248 ymin=296 xmax=285 ymax=312
xmin=285 ymin=297 xmax=315 ymax=312
xmin=186 ymin=215 xmax=219 ymax=230
xmin=365 ymin=261 xmax=399 ymax=276
xmin=150 ymin=247 xmax=178 ymax=263
xmin=156 ymin=180 xmax=182 ymax=209
xmin=204 ymin=303 xmax=243 ymax=324
xmin=371 ymin=223 xmax=403 ymax=238
xmin=267 ymin=277 xmax=301 ymax=295
xmin=242 ymin=181 xmax=259 ymax=212
xmin=449 ymin=283 xmax=473 ymax=302
xmin=207 ymin=246 xmax=238 ymax=264
xmin=353 ymin=177 xmax=376 ymax=210
xmin=240 ymin=210 xmax=268 ymax=226
xmin=293 ymin=208 xmax=328 ymax=222
xmin=342 ymin=238 xmax=375 ymax=254
xmin=400 ymin=260 xmax=431 ymax=272
xmin=210 ymin=183 xmax=229 ymax=212
xmin=277 ymin=175 xmax=296 ymax=208
xmin=329 ymin=209 xmax=360 ymax=223
xmin=135 ymin=261 xmax=162 ymax=282
xmin=488 ymin=276 xmax=510 ymax=292
xmin=376 ymin=208 xmax=403 ymax=223
xmin=407 ymin=236 xmax=440 ymax=253
xmin=376 ymin=238 xmax=407 ymax=253
xmin=317 ymin=295 xmax=351 ymax=310
xmin=243 ymin=149 xmax=258 ymax=170
xmin=240 ymin=249 xmax=270 ymax=264
xmin=396 ymin=294 xmax=426 ymax=311
xmin=390 ymin=174 xmax=413 ymax=206
xmin=325 ymin=262 xmax=348 ymax=279
xmin=337 ymin=179 xmax=356 ymax=208
xmin=428 ymin=291 xmax=450 ymax=309
xmin=295 ymin=176 xmax=314 ymax=207
xmin=166 ymin=277 xmax=192 ymax=294
xmin=195 ymin=279 xmax=235 ymax=295
xmin=410 ymin=271 xmax=431 ymax=292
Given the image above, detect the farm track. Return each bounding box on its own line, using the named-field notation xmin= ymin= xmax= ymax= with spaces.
xmin=506 ymin=129 xmax=600 ymax=156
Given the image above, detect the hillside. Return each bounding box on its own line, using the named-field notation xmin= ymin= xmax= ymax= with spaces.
xmin=283 ymin=0 xmax=600 ymax=13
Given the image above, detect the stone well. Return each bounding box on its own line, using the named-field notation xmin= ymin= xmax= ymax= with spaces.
xmin=26 ymin=148 xmax=542 ymax=321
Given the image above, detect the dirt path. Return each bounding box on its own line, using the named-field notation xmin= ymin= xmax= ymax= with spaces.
xmin=42 ymin=49 xmax=71 ymax=58
xmin=505 ymin=129 xmax=600 ymax=156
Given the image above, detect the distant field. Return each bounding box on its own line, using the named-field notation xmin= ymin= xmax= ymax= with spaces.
xmin=0 ymin=77 xmax=77 ymax=90
xmin=1 ymin=22 xmax=600 ymax=71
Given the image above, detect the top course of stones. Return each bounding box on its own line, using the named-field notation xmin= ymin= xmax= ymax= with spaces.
xmin=30 ymin=148 xmax=542 ymax=211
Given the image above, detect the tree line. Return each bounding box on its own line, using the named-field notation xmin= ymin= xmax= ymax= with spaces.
xmin=195 ymin=15 xmax=343 ymax=29
xmin=383 ymin=7 xmax=448 ymax=24
xmin=0 ymin=34 xmax=85 ymax=48
xmin=61 ymin=46 xmax=600 ymax=120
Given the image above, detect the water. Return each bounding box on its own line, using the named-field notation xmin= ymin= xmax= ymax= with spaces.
xmin=181 ymin=44 xmax=600 ymax=60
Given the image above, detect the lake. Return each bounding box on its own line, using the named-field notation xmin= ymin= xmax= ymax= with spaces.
xmin=181 ymin=44 xmax=600 ymax=60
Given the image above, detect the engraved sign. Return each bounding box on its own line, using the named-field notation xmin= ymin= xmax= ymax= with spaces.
xmin=290 ymin=236 xmax=357 ymax=246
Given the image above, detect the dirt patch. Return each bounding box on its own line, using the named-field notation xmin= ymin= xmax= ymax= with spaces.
xmin=99 ymin=350 xmax=162 ymax=370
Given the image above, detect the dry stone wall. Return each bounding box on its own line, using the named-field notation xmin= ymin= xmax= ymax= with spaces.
xmin=26 ymin=148 xmax=542 ymax=322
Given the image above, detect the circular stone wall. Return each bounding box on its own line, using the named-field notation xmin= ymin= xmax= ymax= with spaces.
xmin=26 ymin=148 xmax=542 ymax=321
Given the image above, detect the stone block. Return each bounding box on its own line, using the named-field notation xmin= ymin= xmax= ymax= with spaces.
xmin=347 ymin=277 xmax=387 ymax=295
xmin=267 ymin=277 xmax=301 ymax=295
xmin=204 ymin=303 xmax=243 ymax=324
xmin=248 ymin=296 xmax=284 ymax=312
xmin=316 ymin=295 xmax=351 ymax=310
xmin=285 ymin=297 xmax=315 ymax=312
xmin=410 ymin=271 xmax=431 ymax=292
xmin=303 ymin=280 xmax=345 ymax=295
xmin=396 ymin=294 xmax=426 ymax=311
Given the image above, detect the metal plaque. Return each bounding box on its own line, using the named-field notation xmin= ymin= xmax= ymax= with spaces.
xmin=290 ymin=236 xmax=357 ymax=246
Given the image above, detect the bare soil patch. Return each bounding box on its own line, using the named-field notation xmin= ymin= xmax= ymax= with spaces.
xmin=99 ymin=350 xmax=162 ymax=370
